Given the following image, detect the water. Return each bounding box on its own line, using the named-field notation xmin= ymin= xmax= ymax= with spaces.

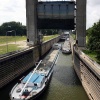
xmin=0 ymin=50 xmax=89 ymax=100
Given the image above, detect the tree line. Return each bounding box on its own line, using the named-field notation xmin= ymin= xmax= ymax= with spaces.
xmin=86 ymin=20 xmax=100 ymax=60
xmin=0 ymin=21 xmax=59 ymax=36
xmin=0 ymin=21 xmax=26 ymax=36
xmin=41 ymin=29 xmax=58 ymax=35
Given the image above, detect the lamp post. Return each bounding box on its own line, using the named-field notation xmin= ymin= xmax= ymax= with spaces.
xmin=6 ymin=30 xmax=16 ymax=53
xmin=11 ymin=30 xmax=16 ymax=44
xmin=6 ymin=31 xmax=8 ymax=53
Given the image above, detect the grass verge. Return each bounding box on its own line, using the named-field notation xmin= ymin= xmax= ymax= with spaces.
xmin=0 ymin=35 xmax=58 ymax=44
xmin=0 ymin=44 xmax=21 ymax=55
xmin=71 ymin=33 xmax=76 ymax=40
xmin=82 ymin=50 xmax=100 ymax=64
xmin=0 ymin=34 xmax=59 ymax=55
xmin=0 ymin=36 xmax=27 ymax=44
xmin=43 ymin=34 xmax=59 ymax=41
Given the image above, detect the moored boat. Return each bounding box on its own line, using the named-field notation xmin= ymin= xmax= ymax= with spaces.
xmin=10 ymin=50 xmax=59 ymax=100
xmin=62 ymin=40 xmax=71 ymax=54
xmin=52 ymin=43 xmax=62 ymax=50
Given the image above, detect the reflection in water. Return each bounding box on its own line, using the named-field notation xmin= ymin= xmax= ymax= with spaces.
xmin=0 ymin=50 xmax=89 ymax=100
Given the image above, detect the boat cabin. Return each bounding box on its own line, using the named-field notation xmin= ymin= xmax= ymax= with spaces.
xmin=22 ymin=72 xmax=45 ymax=88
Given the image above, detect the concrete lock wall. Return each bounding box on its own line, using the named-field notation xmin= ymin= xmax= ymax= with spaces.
xmin=73 ymin=46 xmax=100 ymax=100
xmin=76 ymin=0 xmax=86 ymax=47
xmin=26 ymin=0 xmax=75 ymax=46
xmin=0 ymin=36 xmax=60 ymax=89
xmin=26 ymin=0 xmax=38 ymax=46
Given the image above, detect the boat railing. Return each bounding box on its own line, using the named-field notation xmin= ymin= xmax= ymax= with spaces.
xmin=55 ymin=50 xmax=59 ymax=64
xmin=19 ymin=60 xmax=42 ymax=96
xmin=10 ymin=83 xmax=18 ymax=97
xmin=51 ymin=50 xmax=59 ymax=68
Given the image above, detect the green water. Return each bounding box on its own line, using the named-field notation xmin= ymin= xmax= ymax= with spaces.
xmin=0 ymin=50 xmax=89 ymax=100
xmin=37 ymin=51 xmax=89 ymax=100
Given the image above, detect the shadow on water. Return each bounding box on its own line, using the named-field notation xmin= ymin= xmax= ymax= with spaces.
xmin=0 ymin=44 xmax=89 ymax=100
xmin=53 ymin=53 xmax=81 ymax=86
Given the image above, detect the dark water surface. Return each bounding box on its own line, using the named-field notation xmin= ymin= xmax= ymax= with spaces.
xmin=0 ymin=50 xmax=89 ymax=100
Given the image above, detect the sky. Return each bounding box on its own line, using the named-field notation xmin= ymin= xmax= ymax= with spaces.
xmin=0 ymin=0 xmax=100 ymax=29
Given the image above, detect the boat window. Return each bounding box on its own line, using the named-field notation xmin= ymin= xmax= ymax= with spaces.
xmin=45 ymin=75 xmax=47 ymax=78
xmin=22 ymin=89 xmax=29 ymax=96
xmin=34 ymin=83 xmax=37 ymax=86
xmin=25 ymin=89 xmax=28 ymax=92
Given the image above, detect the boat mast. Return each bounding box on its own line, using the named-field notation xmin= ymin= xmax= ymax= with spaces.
xmin=19 ymin=60 xmax=42 ymax=96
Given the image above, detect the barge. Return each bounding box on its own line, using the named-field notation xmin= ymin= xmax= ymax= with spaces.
xmin=10 ymin=50 xmax=59 ymax=100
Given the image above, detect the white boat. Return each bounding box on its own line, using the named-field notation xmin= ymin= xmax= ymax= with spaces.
xmin=52 ymin=43 xmax=62 ymax=50
xmin=60 ymin=32 xmax=69 ymax=40
xmin=62 ymin=40 xmax=71 ymax=54
xmin=10 ymin=50 xmax=59 ymax=100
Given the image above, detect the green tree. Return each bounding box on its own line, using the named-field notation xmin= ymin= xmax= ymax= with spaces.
xmin=87 ymin=21 xmax=100 ymax=50
xmin=86 ymin=27 xmax=93 ymax=36
xmin=41 ymin=29 xmax=58 ymax=35
xmin=0 ymin=21 xmax=26 ymax=36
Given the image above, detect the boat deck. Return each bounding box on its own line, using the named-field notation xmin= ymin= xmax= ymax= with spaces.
xmin=62 ymin=40 xmax=70 ymax=49
xmin=10 ymin=49 xmax=59 ymax=100
xmin=22 ymin=72 xmax=45 ymax=83
xmin=37 ymin=50 xmax=59 ymax=71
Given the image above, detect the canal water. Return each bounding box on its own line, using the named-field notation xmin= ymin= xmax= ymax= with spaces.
xmin=0 ymin=48 xmax=89 ymax=100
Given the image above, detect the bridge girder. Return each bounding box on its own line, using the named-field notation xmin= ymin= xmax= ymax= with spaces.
xmin=26 ymin=0 xmax=86 ymax=47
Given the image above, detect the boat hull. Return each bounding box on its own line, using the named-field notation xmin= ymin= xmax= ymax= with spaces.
xmin=10 ymin=70 xmax=53 ymax=100
xmin=10 ymin=50 xmax=59 ymax=100
xmin=27 ymin=72 xmax=53 ymax=100
xmin=62 ymin=50 xmax=71 ymax=54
